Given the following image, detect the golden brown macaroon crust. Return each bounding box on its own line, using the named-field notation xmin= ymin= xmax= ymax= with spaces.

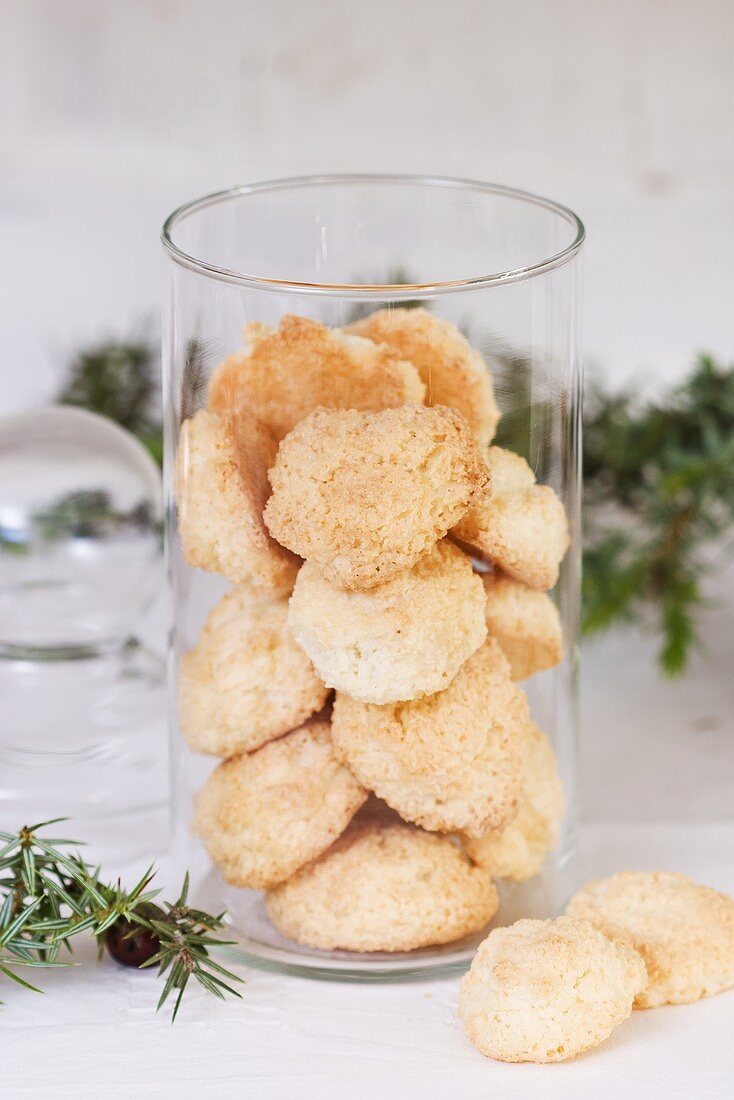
xmin=482 ymin=572 xmax=563 ymax=680
xmin=567 ymin=871 xmax=734 ymax=1008
xmin=265 ymin=813 xmax=499 ymax=952
xmin=207 ymin=314 xmax=425 ymax=441
xmin=264 ymin=403 xmax=488 ymax=591
xmin=178 ymin=585 xmax=329 ymax=758
xmin=452 ymin=446 xmax=569 ymax=591
xmin=193 ymin=719 xmax=367 ymax=890
xmin=459 ymin=916 xmax=647 ymax=1063
xmin=287 ymin=541 xmax=487 ymax=704
xmin=463 ymin=721 xmax=564 ymax=882
xmin=348 ymin=307 xmax=500 ymax=446
xmin=175 ymin=408 xmax=298 ymax=594
xmin=330 ymin=638 xmax=530 ymax=837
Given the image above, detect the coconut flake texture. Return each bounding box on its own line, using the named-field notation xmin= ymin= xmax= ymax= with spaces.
xmin=265 ymin=403 xmax=488 ymax=591
xmin=331 ymin=638 xmax=530 ymax=837
xmin=207 ymin=314 xmax=425 ymax=441
xmin=463 ymin=721 xmax=564 ymax=882
xmin=348 ymin=307 xmax=500 ymax=446
xmin=266 ymin=812 xmax=498 ymax=952
xmin=193 ymin=719 xmax=366 ymax=890
xmin=453 ymin=446 xmax=569 ymax=590
xmin=179 ymin=583 xmax=329 ymax=758
xmin=175 ymin=407 xmax=297 ymax=593
xmin=482 ymin=573 xmax=563 ymax=680
xmin=287 ymin=541 xmax=487 ymax=704
xmin=567 ymin=871 xmax=734 ymax=1008
xmin=459 ymin=916 xmax=646 ymax=1062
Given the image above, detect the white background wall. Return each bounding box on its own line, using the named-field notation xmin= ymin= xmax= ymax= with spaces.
xmin=1 ymin=0 xmax=733 ymax=834
xmin=1 ymin=0 xmax=733 ymax=411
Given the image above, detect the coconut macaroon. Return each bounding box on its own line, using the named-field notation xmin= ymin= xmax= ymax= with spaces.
xmin=331 ymin=638 xmax=530 ymax=837
xmin=193 ymin=719 xmax=366 ymax=890
xmin=459 ymin=916 xmax=646 ymax=1063
xmin=482 ymin=573 xmax=563 ymax=680
xmin=176 ymin=408 xmax=298 ymax=594
xmin=265 ymin=813 xmax=498 ymax=952
xmin=288 ymin=541 xmax=487 ymax=705
xmin=463 ymin=722 xmax=564 ymax=882
xmin=348 ymin=307 xmax=500 ymax=447
xmin=453 ymin=446 xmax=569 ymax=591
xmin=207 ymin=315 xmax=425 ymax=441
xmin=265 ymin=404 xmax=488 ymax=591
xmin=567 ymin=872 xmax=734 ymax=1008
xmin=179 ymin=585 xmax=329 ymax=758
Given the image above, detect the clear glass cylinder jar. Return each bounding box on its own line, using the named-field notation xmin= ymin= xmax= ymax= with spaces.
xmin=163 ymin=175 xmax=583 ymax=979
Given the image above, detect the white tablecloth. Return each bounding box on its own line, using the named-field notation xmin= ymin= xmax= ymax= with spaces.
xmin=4 ymin=818 xmax=733 ymax=1100
xmin=5 ymin=599 xmax=734 ymax=1100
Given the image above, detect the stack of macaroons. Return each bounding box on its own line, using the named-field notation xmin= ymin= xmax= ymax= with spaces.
xmin=175 ymin=309 xmax=570 ymax=954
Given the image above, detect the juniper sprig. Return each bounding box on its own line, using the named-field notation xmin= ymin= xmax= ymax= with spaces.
xmin=0 ymin=820 xmax=243 ymax=1019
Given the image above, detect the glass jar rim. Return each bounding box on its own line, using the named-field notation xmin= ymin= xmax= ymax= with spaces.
xmin=162 ymin=173 xmax=585 ymax=297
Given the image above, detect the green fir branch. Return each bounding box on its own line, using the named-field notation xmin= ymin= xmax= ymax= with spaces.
xmin=582 ymin=354 xmax=734 ymax=674
xmin=57 ymin=338 xmax=160 ymax=459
